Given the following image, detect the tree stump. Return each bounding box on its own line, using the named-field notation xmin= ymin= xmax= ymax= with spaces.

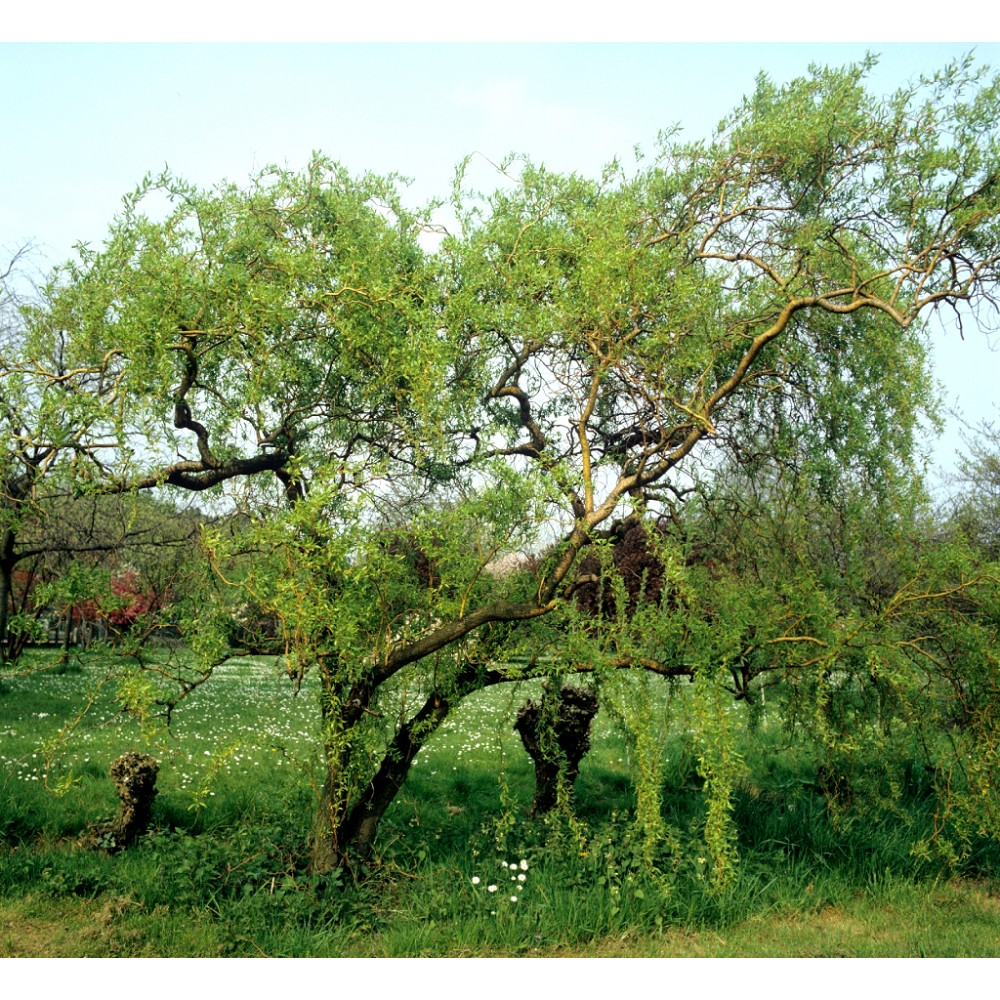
xmin=514 ymin=684 xmax=598 ymax=815
xmin=88 ymin=752 xmax=159 ymax=851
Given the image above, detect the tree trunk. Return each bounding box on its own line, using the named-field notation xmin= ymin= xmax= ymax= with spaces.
xmin=0 ymin=566 xmax=10 ymax=665
xmin=310 ymin=685 xmax=453 ymax=877
xmin=0 ymin=530 xmax=15 ymax=664
xmin=309 ymin=678 xmax=355 ymax=875
xmin=515 ymin=684 xmax=599 ymax=815
xmin=308 ymin=653 xmax=508 ymax=877
xmin=311 ymin=772 xmax=348 ymax=875
xmin=341 ymin=691 xmax=451 ymax=861
xmin=58 ymin=606 xmax=74 ymax=666
xmin=88 ymin=752 xmax=159 ymax=851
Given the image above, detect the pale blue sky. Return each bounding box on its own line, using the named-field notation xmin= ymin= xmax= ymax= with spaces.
xmin=3 ymin=42 xmax=998 ymax=490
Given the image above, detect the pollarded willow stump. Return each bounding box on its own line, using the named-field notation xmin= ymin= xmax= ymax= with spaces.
xmin=514 ymin=684 xmax=598 ymax=815
xmin=88 ymin=752 xmax=159 ymax=852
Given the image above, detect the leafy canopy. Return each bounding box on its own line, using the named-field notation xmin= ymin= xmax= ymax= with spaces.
xmin=17 ymin=55 xmax=1000 ymax=876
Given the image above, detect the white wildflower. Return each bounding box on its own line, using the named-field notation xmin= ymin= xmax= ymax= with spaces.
xmin=510 ymin=895 xmax=518 ymax=902
xmin=471 ymin=876 xmax=481 ymax=885
xmin=487 ymin=884 xmax=498 ymax=893
xmin=519 ymin=859 xmax=529 ymax=870
xmin=518 ymin=873 xmax=526 ymax=882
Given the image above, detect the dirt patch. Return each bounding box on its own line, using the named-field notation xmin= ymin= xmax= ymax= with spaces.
xmin=0 ymin=897 xmax=99 ymax=957
xmin=943 ymin=878 xmax=1000 ymax=910
xmin=0 ymin=893 xmax=155 ymax=957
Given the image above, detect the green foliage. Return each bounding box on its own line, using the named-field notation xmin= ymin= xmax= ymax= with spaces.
xmin=949 ymin=415 xmax=1000 ymax=559
xmin=34 ymin=156 xmax=464 ymax=489
xmin=4 ymin=656 xmax=1000 ymax=956
xmin=6 ymin=55 xmax=1000 ymax=883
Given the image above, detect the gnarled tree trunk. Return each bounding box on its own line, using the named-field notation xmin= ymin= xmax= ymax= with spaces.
xmin=308 ymin=658 xmax=506 ymax=877
xmin=515 ymin=684 xmax=598 ymax=815
xmin=88 ymin=752 xmax=159 ymax=851
xmin=309 ymin=670 xmax=454 ymax=877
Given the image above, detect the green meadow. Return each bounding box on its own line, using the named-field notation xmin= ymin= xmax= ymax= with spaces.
xmin=2 ymin=651 xmax=998 ymax=958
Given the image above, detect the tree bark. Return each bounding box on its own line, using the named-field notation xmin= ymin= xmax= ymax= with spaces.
xmin=310 ymin=686 xmax=454 ymax=877
xmin=310 ymin=673 xmax=354 ymax=875
xmin=515 ymin=684 xmax=599 ymax=815
xmin=0 ymin=529 xmax=14 ymax=664
xmin=58 ymin=606 xmax=74 ymax=665
xmin=88 ymin=752 xmax=159 ymax=851
xmin=341 ymin=690 xmax=452 ymax=862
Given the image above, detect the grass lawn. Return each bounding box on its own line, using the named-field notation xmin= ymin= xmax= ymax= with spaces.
xmin=2 ymin=650 xmax=999 ymax=957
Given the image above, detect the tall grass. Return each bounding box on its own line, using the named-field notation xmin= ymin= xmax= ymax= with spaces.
xmin=2 ymin=650 xmax=998 ymax=957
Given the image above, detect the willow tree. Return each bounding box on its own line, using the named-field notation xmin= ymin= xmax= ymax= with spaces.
xmin=30 ymin=56 xmax=1000 ymax=874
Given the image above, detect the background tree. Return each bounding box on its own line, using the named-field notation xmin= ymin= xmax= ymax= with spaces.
xmin=26 ymin=56 xmax=1000 ymax=876
xmin=0 ymin=247 xmax=184 ymax=663
xmin=0 ymin=245 xmax=50 ymax=660
xmin=25 ymin=494 xmax=204 ymax=653
xmin=947 ymin=415 xmax=1000 ymax=559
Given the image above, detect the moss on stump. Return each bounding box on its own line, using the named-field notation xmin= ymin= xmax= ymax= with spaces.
xmin=88 ymin=752 xmax=159 ymax=852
